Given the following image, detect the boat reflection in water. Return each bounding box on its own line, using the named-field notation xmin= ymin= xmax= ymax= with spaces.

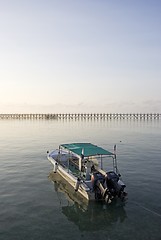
xmin=49 ymin=172 xmax=127 ymax=231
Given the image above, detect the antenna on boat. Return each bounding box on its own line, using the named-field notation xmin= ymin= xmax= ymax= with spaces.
xmin=113 ymin=144 xmax=121 ymax=176
xmin=113 ymin=144 xmax=118 ymax=174
xmin=114 ymin=144 xmax=116 ymax=156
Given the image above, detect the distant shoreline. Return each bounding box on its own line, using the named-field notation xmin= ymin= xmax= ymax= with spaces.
xmin=0 ymin=113 xmax=161 ymax=120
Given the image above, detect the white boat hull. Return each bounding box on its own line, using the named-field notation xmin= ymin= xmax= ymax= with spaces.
xmin=48 ymin=155 xmax=95 ymax=201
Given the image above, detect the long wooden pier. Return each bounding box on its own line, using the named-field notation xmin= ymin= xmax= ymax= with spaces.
xmin=0 ymin=113 xmax=161 ymax=120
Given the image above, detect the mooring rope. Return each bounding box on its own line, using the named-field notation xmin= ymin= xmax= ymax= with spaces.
xmin=130 ymin=200 xmax=161 ymax=218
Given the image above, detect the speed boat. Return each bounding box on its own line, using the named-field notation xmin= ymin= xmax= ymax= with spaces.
xmin=47 ymin=143 xmax=127 ymax=203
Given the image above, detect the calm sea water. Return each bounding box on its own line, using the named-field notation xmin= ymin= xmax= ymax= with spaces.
xmin=0 ymin=119 xmax=161 ymax=240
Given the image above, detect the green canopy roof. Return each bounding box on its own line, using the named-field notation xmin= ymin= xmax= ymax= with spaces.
xmin=60 ymin=143 xmax=114 ymax=157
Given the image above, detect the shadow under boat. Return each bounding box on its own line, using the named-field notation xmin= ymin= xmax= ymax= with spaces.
xmin=49 ymin=171 xmax=127 ymax=231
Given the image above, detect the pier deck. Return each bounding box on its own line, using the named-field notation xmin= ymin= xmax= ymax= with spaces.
xmin=0 ymin=113 xmax=161 ymax=120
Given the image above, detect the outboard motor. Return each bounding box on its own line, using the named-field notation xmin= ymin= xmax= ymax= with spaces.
xmin=91 ymin=173 xmax=111 ymax=203
xmin=91 ymin=173 xmax=105 ymax=199
xmin=106 ymin=171 xmax=126 ymax=199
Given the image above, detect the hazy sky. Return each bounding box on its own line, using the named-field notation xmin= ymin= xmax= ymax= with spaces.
xmin=0 ymin=0 xmax=161 ymax=113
